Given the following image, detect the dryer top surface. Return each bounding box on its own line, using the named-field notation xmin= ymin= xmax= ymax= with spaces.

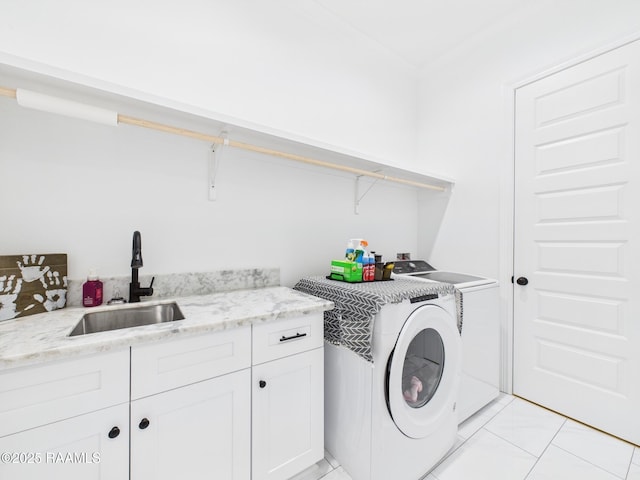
xmin=393 ymin=260 xmax=497 ymax=289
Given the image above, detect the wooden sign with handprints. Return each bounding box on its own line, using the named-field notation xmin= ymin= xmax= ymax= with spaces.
xmin=0 ymin=254 xmax=68 ymax=321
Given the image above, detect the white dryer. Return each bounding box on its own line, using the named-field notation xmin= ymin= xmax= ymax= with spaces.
xmin=393 ymin=260 xmax=500 ymax=423
xmin=324 ymin=291 xmax=461 ymax=480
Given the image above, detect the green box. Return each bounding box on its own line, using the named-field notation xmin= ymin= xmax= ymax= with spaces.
xmin=329 ymin=260 xmax=362 ymax=283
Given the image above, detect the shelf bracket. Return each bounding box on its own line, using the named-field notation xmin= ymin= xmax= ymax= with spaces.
xmin=208 ymin=131 xmax=228 ymax=201
xmin=354 ymin=174 xmax=381 ymax=215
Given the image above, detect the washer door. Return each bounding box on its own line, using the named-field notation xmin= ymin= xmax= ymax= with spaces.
xmin=387 ymin=304 xmax=461 ymax=439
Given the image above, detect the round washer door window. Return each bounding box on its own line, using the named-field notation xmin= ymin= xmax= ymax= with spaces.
xmin=402 ymin=328 xmax=444 ymax=409
xmin=387 ymin=304 xmax=461 ymax=439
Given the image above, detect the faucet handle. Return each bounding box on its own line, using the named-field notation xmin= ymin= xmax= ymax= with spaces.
xmin=145 ymin=276 xmax=155 ymax=297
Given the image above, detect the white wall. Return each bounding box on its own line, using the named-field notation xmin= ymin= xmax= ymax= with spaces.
xmin=0 ymin=0 xmax=431 ymax=289
xmin=0 ymin=0 xmax=418 ymax=167
xmin=0 ymin=96 xmax=421 ymax=287
xmin=417 ymin=0 xmax=640 ymax=278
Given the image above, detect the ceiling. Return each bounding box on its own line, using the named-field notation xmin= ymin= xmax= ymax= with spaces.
xmin=312 ymin=0 xmax=534 ymax=68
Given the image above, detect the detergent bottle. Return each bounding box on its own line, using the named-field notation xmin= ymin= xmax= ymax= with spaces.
xmin=351 ymin=239 xmax=369 ymax=263
xmin=345 ymin=240 xmax=356 ymax=262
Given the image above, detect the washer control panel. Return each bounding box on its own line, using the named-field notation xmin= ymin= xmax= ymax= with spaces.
xmin=392 ymin=260 xmax=436 ymax=274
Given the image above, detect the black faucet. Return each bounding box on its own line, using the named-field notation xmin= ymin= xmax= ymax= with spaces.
xmin=129 ymin=230 xmax=154 ymax=303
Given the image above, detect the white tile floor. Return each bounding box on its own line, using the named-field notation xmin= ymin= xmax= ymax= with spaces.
xmin=291 ymin=394 xmax=640 ymax=480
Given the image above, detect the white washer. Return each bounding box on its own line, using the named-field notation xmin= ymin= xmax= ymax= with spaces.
xmin=325 ymin=292 xmax=461 ymax=480
xmin=393 ymin=261 xmax=500 ymax=423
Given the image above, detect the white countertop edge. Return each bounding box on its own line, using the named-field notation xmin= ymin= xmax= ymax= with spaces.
xmin=0 ymin=286 xmax=333 ymax=371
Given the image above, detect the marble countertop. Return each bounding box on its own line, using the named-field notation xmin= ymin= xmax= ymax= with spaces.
xmin=0 ymin=286 xmax=333 ymax=371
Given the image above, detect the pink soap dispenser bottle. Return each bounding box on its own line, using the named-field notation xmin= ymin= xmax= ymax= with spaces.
xmin=83 ymin=269 xmax=103 ymax=307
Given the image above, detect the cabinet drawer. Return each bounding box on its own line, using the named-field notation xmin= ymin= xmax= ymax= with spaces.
xmin=252 ymin=314 xmax=323 ymax=365
xmin=131 ymin=326 xmax=251 ymax=400
xmin=0 ymin=349 xmax=130 ymax=437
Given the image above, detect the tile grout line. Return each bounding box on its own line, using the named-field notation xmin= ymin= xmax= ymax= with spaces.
xmin=452 ymin=395 xmax=573 ymax=477
xmin=456 ymin=395 xmax=516 ymax=443
xmin=627 ymin=449 xmax=640 ymax=480
xmin=551 ymin=443 xmax=631 ymax=479
xmin=514 ymin=396 xmax=637 ymax=479
xmin=625 ymin=458 xmax=634 ymax=480
xmin=514 ymin=395 xmax=639 ymax=449
xmin=480 ymin=426 xmax=548 ymax=462
xmin=425 ymin=395 xmax=518 ymax=476
xmin=521 ymin=417 xmax=567 ymax=480
xmin=412 ymin=397 xmax=517 ymax=479
xmin=423 ymin=397 xmax=525 ymax=480
xmin=317 ymin=459 xmax=337 ymax=480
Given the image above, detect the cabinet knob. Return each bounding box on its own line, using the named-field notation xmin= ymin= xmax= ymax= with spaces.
xmin=259 ymin=380 xmax=267 ymax=389
xmin=516 ymin=277 xmax=529 ymax=286
xmin=139 ymin=418 xmax=150 ymax=430
xmin=108 ymin=426 xmax=120 ymax=439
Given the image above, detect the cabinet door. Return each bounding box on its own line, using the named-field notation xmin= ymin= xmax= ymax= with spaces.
xmin=131 ymin=368 xmax=251 ymax=480
xmin=0 ymin=403 xmax=129 ymax=480
xmin=252 ymin=347 xmax=324 ymax=480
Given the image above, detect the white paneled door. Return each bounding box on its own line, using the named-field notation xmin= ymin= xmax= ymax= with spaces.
xmin=513 ymin=39 xmax=640 ymax=446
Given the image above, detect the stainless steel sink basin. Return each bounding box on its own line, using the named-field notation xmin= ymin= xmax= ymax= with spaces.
xmin=69 ymin=302 xmax=185 ymax=337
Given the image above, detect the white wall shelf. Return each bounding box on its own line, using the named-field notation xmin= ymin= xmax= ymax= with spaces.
xmin=0 ymin=57 xmax=455 ymax=193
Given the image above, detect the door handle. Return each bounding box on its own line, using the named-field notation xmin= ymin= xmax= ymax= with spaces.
xmin=516 ymin=277 xmax=529 ymax=286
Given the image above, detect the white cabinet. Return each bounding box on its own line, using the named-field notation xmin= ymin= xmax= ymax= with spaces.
xmin=252 ymin=348 xmax=324 ymax=480
xmin=252 ymin=314 xmax=324 ymax=480
xmin=0 ymin=349 xmax=129 ymax=438
xmin=131 ymin=326 xmax=251 ymax=400
xmin=0 ymin=349 xmax=130 ymax=480
xmin=131 ymin=369 xmax=250 ymax=480
xmin=130 ymin=327 xmax=252 ymax=480
xmin=0 ymin=398 xmax=129 ymax=480
xmin=0 ymin=315 xmax=324 ymax=480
